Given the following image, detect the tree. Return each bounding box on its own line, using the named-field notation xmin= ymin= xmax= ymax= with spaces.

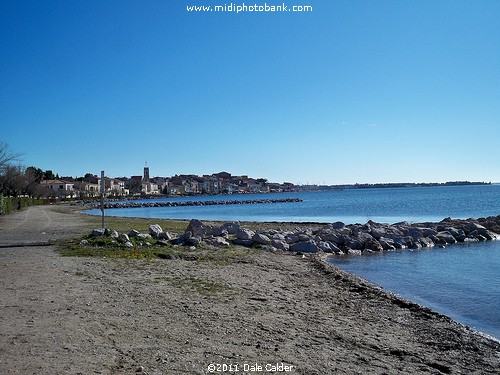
xmin=44 ymin=170 xmax=56 ymax=180
xmin=26 ymin=166 xmax=44 ymax=183
xmin=0 ymin=165 xmax=23 ymax=197
xmin=0 ymin=142 xmax=22 ymax=174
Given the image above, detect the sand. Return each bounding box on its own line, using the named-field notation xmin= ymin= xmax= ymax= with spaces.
xmin=0 ymin=205 xmax=499 ymax=374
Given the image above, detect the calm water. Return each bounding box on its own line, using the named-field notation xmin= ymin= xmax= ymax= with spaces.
xmin=88 ymin=184 xmax=500 ymax=224
xmin=87 ymin=184 xmax=500 ymax=339
xmin=329 ymin=241 xmax=500 ymax=341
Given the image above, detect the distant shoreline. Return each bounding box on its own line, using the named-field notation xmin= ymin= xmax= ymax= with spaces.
xmin=296 ymin=180 xmax=492 ymax=191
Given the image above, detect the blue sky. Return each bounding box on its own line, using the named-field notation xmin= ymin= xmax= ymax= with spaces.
xmin=1 ymin=0 xmax=499 ymax=184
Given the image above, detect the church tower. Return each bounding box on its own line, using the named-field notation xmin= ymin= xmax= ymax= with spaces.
xmin=143 ymin=162 xmax=150 ymax=182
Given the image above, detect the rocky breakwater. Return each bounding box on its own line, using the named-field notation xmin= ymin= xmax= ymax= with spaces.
xmin=86 ymin=215 xmax=500 ymax=256
xmin=174 ymin=215 xmax=500 ymax=255
xmin=98 ymin=198 xmax=302 ymax=209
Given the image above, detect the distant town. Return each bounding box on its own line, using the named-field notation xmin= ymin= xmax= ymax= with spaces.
xmin=34 ymin=165 xmax=492 ymax=200
xmin=38 ymin=167 xmax=296 ymax=199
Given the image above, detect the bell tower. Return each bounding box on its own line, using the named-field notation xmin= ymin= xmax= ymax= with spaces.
xmin=143 ymin=162 xmax=150 ymax=182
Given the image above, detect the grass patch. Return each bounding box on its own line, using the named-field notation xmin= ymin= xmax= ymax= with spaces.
xmin=82 ymin=214 xmax=189 ymax=234
xmin=57 ymin=238 xmax=158 ymax=259
xmin=57 ymin=236 xmax=261 ymax=265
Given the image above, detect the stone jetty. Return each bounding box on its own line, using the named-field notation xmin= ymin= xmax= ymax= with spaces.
xmin=96 ymin=197 xmax=302 ymax=209
xmin=89 ymin=215 xmax=500 ymax=256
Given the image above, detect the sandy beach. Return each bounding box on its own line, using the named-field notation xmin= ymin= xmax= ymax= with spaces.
xmin=1 ymin=205 xmax=499 ymax=374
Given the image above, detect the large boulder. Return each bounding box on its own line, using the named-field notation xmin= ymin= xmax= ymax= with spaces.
xmin=159 ymin=231 xmax=173 ymax=240
xmin=237 ymin=228 xmax=255 ymax=240
xmin=252 ymin=233 xmax=271 ymax=245
xmin=419 ymin=237 xmax=435 ymax=247
xmin=344 ymin=237 xmax=363 ymax=250
xmin=185 ymin=219 xmax=213 ymax=238
xmin=212 ymin=227 xmax=229 ymax=238
xmin=118 ymin=233 xmax=130 ymax=243
xmin=446 ymin=227 xmax=466 ymax=242
xmin=90 ymin=228 xmax=106 ymax=237
xmin=218 ymin=222 xmax=240 ymax=235
xmin=149 ymin=224 xmax=164 ymax=238
xmin=379 ymin=237 xmax=396 ymax=251
xmin=364 ymin=238 xmax=383 ymax=252
xmin=436 ymin=231 xmax=457 ymax=245
xmin=129 ymin=229 xmax=140 ymax=238
xmin=137 ymin=233 xmax=152 ymax=240
xmin=271 ymin=239 xmax=289 ymax=251
xmin=285 ymin=234 xmax=300 ymax=244
xmin=318 ymin=230 xmax=345 ymax=245
xmin=331 ymin=221 xmax=346 ymax=229
xmin=290 ymin=240 xmax=320 ymax=253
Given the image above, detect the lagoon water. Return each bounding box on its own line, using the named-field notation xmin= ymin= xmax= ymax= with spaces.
xmin=90 ymin=184 xmax=500 ymax=224
xmin=87 ymin=184 xmax=500 ymax=339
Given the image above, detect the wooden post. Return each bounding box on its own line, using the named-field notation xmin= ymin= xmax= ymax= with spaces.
xmin=100 ymin=170 xmax=105 ymax=229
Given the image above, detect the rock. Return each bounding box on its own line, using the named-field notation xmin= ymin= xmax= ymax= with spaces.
xmin=290 ymin=240 xmax=320 ymax=253
xmin=271 ymin=239 xmax=289 ymax=251
xmin=219 ymin=222 xmax=240 ymax=235
xmin=185 ymin=219 xmax=213 ymax=237
xmin=159 ymin=231 xmax=172 ymax=240
xmin=344 ymin=237 xmax=363 ymax=250
xmin=137 ymin=233 xmax=152 ymax=240
xmin=407 ymin=227 xmax=436 ymax=240
xmin=129 ymin=229 xmax=140 ymax=238
xmin=232 ymin=238 xmax=254 ymax=247
xmin=205 ymin=236 xmax=230 ymax=247
xmin=347 ymin=249 xmax=362 ymax=256
xmin=298 ymin=233 xmax=312 ymax=241
xmin=436 ymin=231 xmax=457 ymax=245
xmin=285 ymin=234 xmax=300 ymax=244
xmin=252 ymin=233 xmax=271 ymax=245
xmin=212 ymin=227 xmax=229 ymax=238
xmin=419 ymin=237 xmax=435 ymax=247
xmin=331 ymin=221 xmax=346 ymax=229
xmin=186 ymin=236 xmax=202 ymax=246
xmin=237 ymin=228 xmax=255 ymax=241
xmin=318 ymin=241 xmax=334 ymax=253
xmin=80 ymin=239 xmax=89 ymax=246
xmin=446 ymin=227 xmax=466 ymax=242
xmin=370 ymin=226 xmax=387 ymax=240
xmin=149 ymin=224 xmax=163 ymax=238
xmin=357 ymin=232 xmax=375 ymax=246
xmin=157 ymin=240 xmax=170 ymax=246
xmin=392 ymin=238 xmax=407 ymax=249
xmin=118 ymin=233 xmax=130 ymax=243
xmin=124 ymin=241 xmax=134 ymax=247
xmin=466 ymin=222 xmax=487 ymax=234
xmin=379 ymin=237 xmax=396 ymax=251
xmin=364 ymin=238 xmax=383 ymax=252
xmin=109 ymin=230 xmax=119 ymax=239
xmin=90 ymin=228 xmax=106 ymax=237
xmin=319 ymin=230 xmax=345 ymax=244
xmin=271 ymin=233 xmax=286 ymax=241
xmin=327 ymin=241 xmax=342 ymax=253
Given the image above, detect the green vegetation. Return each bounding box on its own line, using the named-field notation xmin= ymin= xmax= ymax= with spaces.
xmin=0 ymin=195 xmax=44 ymax=215
xmin=82 ymin=214 xmax=190 ymax=234
xmin=58 ymin=235 xmax=260 ymax=265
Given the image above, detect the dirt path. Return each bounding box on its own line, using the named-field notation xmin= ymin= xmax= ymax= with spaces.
xmin=0 ymin=206 xmax=499 ymax=374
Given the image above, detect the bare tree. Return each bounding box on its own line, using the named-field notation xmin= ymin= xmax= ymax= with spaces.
xmin=0 ymin=142 xmax=22 ymax=174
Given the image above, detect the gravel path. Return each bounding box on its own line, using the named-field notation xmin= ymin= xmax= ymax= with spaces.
xmin=1 ymin=205 xmax=499 ymax=374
